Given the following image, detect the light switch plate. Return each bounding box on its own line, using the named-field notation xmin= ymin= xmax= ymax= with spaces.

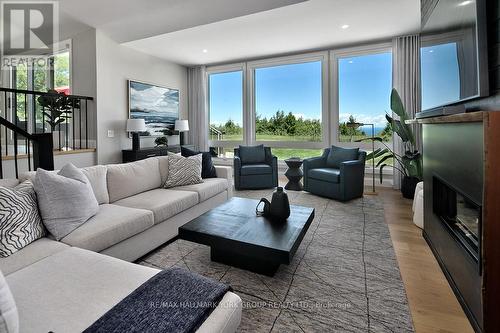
xmin=107 ymin=130 xmax=114 ymax=138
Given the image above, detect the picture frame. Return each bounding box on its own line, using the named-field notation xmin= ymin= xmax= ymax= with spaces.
xmin=128 ymin=79 xmax=179 ymax=137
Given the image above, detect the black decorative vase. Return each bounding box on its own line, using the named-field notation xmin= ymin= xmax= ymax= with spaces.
xmin=401 ymin=176 xmax=420 ymax=199
xmin=270 ymin=187 xmax=291 ymax=221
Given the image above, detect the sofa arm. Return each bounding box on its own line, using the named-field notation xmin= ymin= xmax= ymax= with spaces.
xmin=303 ymin=156 xmax=326 ymax=190
xmin=215 ymin=165 xmax=232 ymax=181
xmin=340 ymin=160 xmax=365 ymax=199
xmin=233 ymin=156 xmax=241 ymax=190
xmin=271 ymin=156 xmax=278 ymax=187
xmin=215 ymin=165 xmax=233 ymax=198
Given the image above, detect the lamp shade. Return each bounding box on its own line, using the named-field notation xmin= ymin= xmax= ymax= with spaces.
xmin=175 ymin=119 xmax=189 ymax=132
xmin=126 ymin=118 xmax=146 ymax=132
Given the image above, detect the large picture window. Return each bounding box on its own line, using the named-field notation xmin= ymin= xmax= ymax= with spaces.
xmin=208 ymin=70 xmax=243 ymax=143
xmin=336 ymin=50 xmax=392 ymax=144
xmin=254 ymin=61 xmax=322 ymax=143
xmin=206 ymin=46 xmax=392 ymax=166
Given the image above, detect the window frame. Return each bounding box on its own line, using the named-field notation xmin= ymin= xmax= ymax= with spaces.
xmin=247 ymin=51 xmax=329 ymax=149
xmin=206 ymin=62 xmax=246 ymax=150
xmin=330 ymin=42 xmax=393 ymax=151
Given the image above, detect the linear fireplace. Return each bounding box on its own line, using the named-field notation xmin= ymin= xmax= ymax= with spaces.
xmin=433 ymin=176 xmax=482 ymax=270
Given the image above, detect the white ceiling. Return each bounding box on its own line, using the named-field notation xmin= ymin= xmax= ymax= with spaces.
xmin=124 ymin=0 xmax=421 ymax=66
xmin=58 ymin=0 xmax=306 ymax=42
xmin=60 ymin=0 xmax=421 ymax=66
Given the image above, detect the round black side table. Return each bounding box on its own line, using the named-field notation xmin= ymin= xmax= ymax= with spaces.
xmin=284 ymin=158 xmax=303 ymax=191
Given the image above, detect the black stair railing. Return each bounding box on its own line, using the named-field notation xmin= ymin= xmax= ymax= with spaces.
xmin=0 ymin=87 xmax=94 ymax=179
xmin=0 ymin=116 xmax=53 ymax=179
xmin=0 ymin=87 xmax=93 ymax=152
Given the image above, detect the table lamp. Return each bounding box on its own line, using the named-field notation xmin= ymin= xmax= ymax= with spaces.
xmin=126 ymin=118 xmax=146 ymax=151
xmin=175 ymin=119 xmax=189 ymax=146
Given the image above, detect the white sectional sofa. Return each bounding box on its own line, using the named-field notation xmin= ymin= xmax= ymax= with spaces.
xmin=0 ymin=156 xmax=242 ymax=333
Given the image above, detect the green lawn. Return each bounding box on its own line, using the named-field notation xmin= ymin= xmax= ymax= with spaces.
xmin=211 ymin=133 xmax=389 ymax=143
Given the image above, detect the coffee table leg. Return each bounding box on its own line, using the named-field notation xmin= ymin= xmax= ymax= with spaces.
xmin=211 ymin=247 xmax=280 ymax=277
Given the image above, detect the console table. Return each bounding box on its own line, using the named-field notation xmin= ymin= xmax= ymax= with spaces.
xmin=122 ymin=145 xmax=195 ymax=163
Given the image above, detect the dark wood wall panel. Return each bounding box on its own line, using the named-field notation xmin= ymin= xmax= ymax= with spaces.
xmin=465 ymin=0 xmax=500 ymax=109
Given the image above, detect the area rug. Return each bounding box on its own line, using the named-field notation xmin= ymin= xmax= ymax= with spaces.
xmin=137 ymin=190 xmax=415 ymax=332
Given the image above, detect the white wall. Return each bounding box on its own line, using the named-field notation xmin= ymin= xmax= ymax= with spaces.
xmin=71 ymin=28 xmax=97 ymax=146
xmin=95 ymin=31 xmax=188 ymax=164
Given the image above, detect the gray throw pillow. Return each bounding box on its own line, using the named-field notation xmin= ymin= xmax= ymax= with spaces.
xmin=326 ymin=146 xmax=359 ymax=168
xmin=34 ymin=163 xmax=99 ymax=240
xmin=0 ymin=181 xmax=45 ymax=257
xmin=0 ymin=269 xmax=18 ymax=333
xmin=164 ymin=153 xmax=203 ymax=188
xmin=239 ymin=145 xmax=265 ymax=164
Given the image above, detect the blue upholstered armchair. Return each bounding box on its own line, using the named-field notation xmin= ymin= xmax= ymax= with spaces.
xmin=303 ymin=146 xmax=366 ymax=201
xmin=234 ymin=145 xmax=278 ymax=190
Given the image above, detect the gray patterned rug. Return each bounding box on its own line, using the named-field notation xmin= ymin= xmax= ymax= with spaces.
xmin=137 ymin=190 xmax=414 ymax=332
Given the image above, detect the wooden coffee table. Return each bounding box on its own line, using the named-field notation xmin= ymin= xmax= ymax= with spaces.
xmin=179 ymin=197 xmax=315 ymax=276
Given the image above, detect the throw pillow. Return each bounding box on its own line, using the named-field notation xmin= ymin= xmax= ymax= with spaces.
xmin=34 ymin=163 xmax=99 ymax=241
xmin=164 ymin=153 xmax=203 ymax=188
xmin=239 ymin=145 xmax=266 ymax=164
xmin=181 ymin=147 xmax=217 ymax=178
xmin=326 ymin=145 xmax=360 ymax=168
xmin=0 ymin=269 xmax=19 ymax=333
xmin=0 ymin=181 xmax=45 ymax=257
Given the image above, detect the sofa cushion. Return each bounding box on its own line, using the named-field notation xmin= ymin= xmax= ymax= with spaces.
xmin=175 ymin=178 xmax=229 ymax=202
xmin=240 ymin=164 xmax=272 ymax=176
xmin=81 ymin=165 xmax=109 ymax=205
xmin=181 ymin=147 xmax=217 ymax=179
xmin=6 ymin=247 xmax=159 ymax=333
xmin=308 ymin=168 xmax=341 ymax=183
xmin=0 ymin=181 xmax=46 ymax=257
xmin=34 ymin=164 xmax=99 ymax=241
xmin=326 ymin=146 xmax=359 ymax=168
xmin=0 ymin=269 xmax=18 ymax=333
xmin=164 ymin=153 xmax=203 ymax=188
xmin=0 ymin=179 xmax=19 ymax=188
xmin=238 ymin=145 xmax=265 ymax=164
xmin=5 ymin=247 xmax=241 ymax=333
xmin=0 ymin=238 xmax=68 ymax=276
xmin=107 ymin=158 xmax=162 ymax=203
xmin=157 ymin=156 xmax=169 ymax=185
xmin=113 ymin=189 xmax=199 ymax=225
xmin=60 ymin=204 xmax=154 ymax=252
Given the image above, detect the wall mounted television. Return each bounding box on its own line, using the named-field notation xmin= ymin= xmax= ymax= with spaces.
xmin=419 ymin=0 xmax=489 ymax=116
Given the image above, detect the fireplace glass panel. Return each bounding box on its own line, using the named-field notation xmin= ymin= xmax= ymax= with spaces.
xmin=433 ymin=177 xmax=481 ymax=258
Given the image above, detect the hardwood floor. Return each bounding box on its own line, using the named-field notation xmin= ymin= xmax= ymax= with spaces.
xmin=376 ymin=187 xmax=474 ymax=333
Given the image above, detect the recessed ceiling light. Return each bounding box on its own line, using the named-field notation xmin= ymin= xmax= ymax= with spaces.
xmin=458 ymin=0 xmax=473 ymax=6
xmin=341 ymin=24 xmax=349 ymax=29
xmin=202 ymin=49 xmax=208 ymax=53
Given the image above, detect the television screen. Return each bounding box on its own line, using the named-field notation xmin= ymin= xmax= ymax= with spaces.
xmin=420 ymin=0 xmax=488 ymax=112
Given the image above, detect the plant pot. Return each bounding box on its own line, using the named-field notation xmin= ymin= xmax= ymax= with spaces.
xmin=52 ymin=131 xmax=60 ymax=151
xmin=401 ymin=176 xmax=420 ymax=199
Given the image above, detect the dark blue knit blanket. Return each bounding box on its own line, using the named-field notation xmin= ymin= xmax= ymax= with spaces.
xmin=83 ymin=267 xmax=231 ymax=333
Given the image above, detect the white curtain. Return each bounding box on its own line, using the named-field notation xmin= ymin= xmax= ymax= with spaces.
xmin=187 ymin=66 xmax=208 ymax=151
xmin=392 ymin=34 xmax=422 ymax=189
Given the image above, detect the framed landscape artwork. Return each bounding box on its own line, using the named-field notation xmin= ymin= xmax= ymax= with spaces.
xmin=128 ymin=80 xmax=179 ymax=136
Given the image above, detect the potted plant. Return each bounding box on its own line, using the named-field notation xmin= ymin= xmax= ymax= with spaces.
xmin=361 ymin=88 xmax=422 ymax=199
xmin=154 ymin=136 xmax=168 ymax=147
xmin=37 ymin=90 xmax=78 ymax=150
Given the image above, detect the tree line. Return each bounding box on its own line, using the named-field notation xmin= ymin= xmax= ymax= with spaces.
xmin=211 ymin=110 xmax=392 ymax=141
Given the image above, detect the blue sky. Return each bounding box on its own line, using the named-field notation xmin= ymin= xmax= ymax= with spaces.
xmin=421 ymin=43 xmax=460 ymax=110
xmin=209 ymin=53 xmax=393 ymax=128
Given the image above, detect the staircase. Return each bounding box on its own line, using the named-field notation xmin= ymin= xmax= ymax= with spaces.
xmin=0 ymin=88 xmax=94 ymax=179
